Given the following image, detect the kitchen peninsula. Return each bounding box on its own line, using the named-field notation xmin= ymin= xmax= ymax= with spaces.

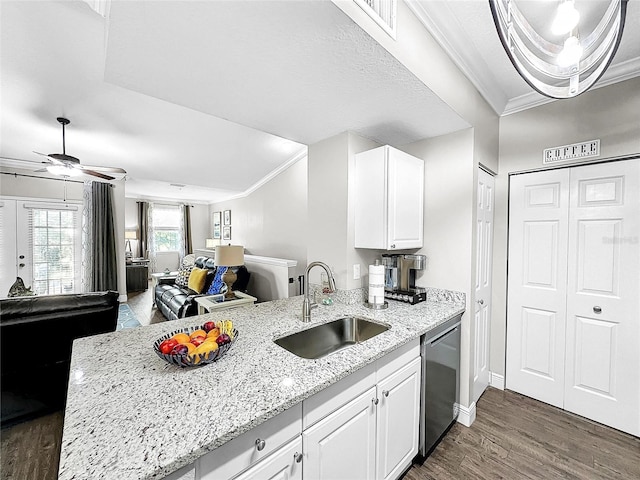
xmin=58 ymin=290 xmax=465 ymax=480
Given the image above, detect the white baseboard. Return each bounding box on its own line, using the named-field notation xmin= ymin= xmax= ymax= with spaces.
xmin=456 ymin=401 xmax=476 ymax=427
xmin=119 ymin=294 xmax=128 ymax=303
xmin=490 ymin=372 xmax=505 ymax=390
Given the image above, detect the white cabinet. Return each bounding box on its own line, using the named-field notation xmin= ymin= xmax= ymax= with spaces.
xmin=303 ymin=340 xmax=421 ymax=480
xmin=354 ymin=145 xmax=424 ymax=250
xmin=233 ymin=437 xmax=303 ymax=480
xmin=303 ymin=387 xmax=377 ymax=480
xmin=376 ymin=357 xmax=421 ymax=480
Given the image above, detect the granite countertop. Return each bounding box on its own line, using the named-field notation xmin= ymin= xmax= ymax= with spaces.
xmin=58 ymin=289 xmax=465 ymax=480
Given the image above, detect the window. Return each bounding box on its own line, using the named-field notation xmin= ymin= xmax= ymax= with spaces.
xmin=152 ymin=205 xmax=181 ymax=252
xmin=25 ymin=204 xmax=81 ymax=295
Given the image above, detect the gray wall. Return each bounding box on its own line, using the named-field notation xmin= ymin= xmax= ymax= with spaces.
xmin=491 ymin=77 xmax=640 ymax=377
xmin=209 ymin=157 xmax=309 ymax=284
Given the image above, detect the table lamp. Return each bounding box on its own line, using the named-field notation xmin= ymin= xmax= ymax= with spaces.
xmin=125 ymin=230 xmax=137 ymax=257
xmin=215 ymin=245 xmax=245 ymax=299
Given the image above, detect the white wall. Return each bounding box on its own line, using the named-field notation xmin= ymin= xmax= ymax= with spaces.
xmin=402 ymin=128 xmax=476 ymax=408
xmin=209 ymin=157 xmax=309 ymax=285
xmin=491 ymin=77 xmax=640 ymax=377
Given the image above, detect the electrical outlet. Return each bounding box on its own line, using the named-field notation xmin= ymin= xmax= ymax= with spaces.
xmin=353 ymin=264 xmax=361 ymax=280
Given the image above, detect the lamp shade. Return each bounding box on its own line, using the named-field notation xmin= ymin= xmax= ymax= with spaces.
xmin=205 ymin=238 xmax=216 ymax=249
xmin=215 ymin=245 xmax=244 ymax=267
xmin=125 ymin=230 xmax=138 ymax=240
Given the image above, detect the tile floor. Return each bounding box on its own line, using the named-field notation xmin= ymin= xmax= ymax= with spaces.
xmin=125 ymin=282 xmax=167 ymax=326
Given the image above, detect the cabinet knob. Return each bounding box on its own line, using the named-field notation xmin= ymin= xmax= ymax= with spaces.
xmin=593 ymin=306 xmax=602 ymax=314
xmin=477 ymin=299 xmax=484 ymax=305
xmin=19 ymin=255 xmax=25 ymax=259
xmin=255 ymin=438 xmax=266 ymax=451
xmin=382 ymin=390 xmax=389 ymax=398
xmin=390 ymin=244 xmax=396 ymax=249
xmin=19 ymin=263 xmax=25 ymax=268
xmin=372 ymin=397 xmax=379 ymax=406
xmin=294 ymin=452 xmax=303 ymax=463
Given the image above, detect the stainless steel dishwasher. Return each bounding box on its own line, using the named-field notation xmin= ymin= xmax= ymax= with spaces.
xmin=418 ymin=314 xmax=462 ymax=459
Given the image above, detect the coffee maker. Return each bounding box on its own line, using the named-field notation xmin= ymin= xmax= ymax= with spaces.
xmin=381 ymin=254 xmax=427 ymax=304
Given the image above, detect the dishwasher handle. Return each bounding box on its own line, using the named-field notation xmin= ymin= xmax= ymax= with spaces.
xmin=428 ymin=323 xmax=460 ymax=347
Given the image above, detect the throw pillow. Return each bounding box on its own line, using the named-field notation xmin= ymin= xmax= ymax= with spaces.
xmin=206 ymin=266 xmax=228 ymax=295
xmin=187 ymin=267 xmax=209 ymax=294
xmin=175 ymin=264 xmax=194 ymax=288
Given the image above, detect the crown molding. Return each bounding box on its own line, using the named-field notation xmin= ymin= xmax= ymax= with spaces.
xmin=503 ymin=57 xmax=640 ymax=115
xmin=216 ymin=147 xmax=308 ymax=203
xmin=406 ymin=0 xmax=508 ymax=116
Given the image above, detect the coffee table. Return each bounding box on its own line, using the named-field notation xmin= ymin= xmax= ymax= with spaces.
xmin=195 ymin=291 xmax=257 ymax=315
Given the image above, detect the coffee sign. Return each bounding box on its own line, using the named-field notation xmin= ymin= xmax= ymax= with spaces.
xmin=543 ymin=139 xmax=600 ymax=165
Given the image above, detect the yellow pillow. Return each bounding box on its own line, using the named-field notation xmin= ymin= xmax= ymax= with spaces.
xmin=188 ymin=267 xmax=208 ymax=293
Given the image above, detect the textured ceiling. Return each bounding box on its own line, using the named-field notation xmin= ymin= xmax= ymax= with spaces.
xmin=103 ymin=0 xmax=469 ymax=146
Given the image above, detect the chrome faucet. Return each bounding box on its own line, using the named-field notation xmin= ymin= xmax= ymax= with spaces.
xmin=302 ymin=261 xmax=336 ymax=322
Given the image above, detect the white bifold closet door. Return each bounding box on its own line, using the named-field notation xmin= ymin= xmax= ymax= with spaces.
xmin=507 ymin=159 xmax=639 ymax=436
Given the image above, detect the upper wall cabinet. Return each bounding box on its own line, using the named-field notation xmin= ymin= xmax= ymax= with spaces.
xmin=355 ymin=146 xmax=424 ymax=250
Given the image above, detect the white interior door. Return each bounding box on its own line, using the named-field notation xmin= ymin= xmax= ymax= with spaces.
xmin=0 ymin=200 xmax=18 ymax=296
xmin=506 ymin=169 xmax=570 ymax=408
xmin=564 ymin=160 xmax=639 ymax=436
xmin=473 ymin=168 xmax=495 ymax=403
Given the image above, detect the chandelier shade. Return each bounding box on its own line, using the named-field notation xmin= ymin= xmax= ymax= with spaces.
xmin=489 ymin=0 xmax=628 ymax=99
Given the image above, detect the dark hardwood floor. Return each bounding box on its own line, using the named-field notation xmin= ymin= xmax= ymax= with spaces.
xmin=2 ymin=371 xmax=638 ymax=479
xmin=404 ymin=387 xmax=640 ymax=480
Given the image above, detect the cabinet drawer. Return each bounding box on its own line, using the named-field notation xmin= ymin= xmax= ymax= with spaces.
xmin=198 ymin=403 xmax=302 ymax=480
xmin=303 ymin=361 xmax=376 ymax=429
xmin=375 ymin=338 xmax=419 ymax=382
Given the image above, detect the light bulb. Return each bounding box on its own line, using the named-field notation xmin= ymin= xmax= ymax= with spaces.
xmin=557 ymin=36 xmax=583 ymax=67
xmin=47 ymin=165 xmax=82 ymax=177
xmin=551 ymin=0 xmax=580 ymax=35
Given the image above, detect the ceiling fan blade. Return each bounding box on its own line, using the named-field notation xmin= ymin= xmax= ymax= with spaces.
xmin=76 ymin=164 xmax=127 ymax=174
xmin=33 ymin=151 xmax=62 ymax=164
xmin=82 ymin=169 xmax=115 ymax=181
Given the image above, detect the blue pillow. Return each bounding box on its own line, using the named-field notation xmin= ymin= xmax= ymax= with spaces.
xmin=206 ymin=266 xmax=228 ymax=295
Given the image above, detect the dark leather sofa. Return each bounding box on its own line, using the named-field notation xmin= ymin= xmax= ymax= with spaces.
xmin=0 ymin=291 xmax=119 ymax=427
xmin=154 ymin=256 xmax=250 ymax=321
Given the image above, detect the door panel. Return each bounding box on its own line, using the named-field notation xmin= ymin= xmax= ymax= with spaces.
xmin=506 ymin=169 xmax=570 ymax=408
xmin=565 ymin=160 xmax=639 ymax=436
xmin=303 ymin=387 xmax=376 ymax=480
xmin=473 ymin=169 xmax=494 ymax=403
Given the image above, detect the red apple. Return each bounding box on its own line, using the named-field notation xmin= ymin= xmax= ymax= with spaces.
xmin=159 ymin=338 xmax=178 ymax=355
xmin=190 ymin=336 xmax=206 ymax=347
xmin=202 ymin=321 xmax=216 ymax=332
xmin=216 ymin=334 xmax=231 ymax=346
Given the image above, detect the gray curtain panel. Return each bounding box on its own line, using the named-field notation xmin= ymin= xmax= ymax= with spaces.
xmin=183 ymin=204 xmax=193 ymax=255
xmin=137 ymin=201 xmax=149 ymax=258
xmin=91 ymin=182 xmax=118 ymax=291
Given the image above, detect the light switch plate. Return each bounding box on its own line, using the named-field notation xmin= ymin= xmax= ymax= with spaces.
xmin=353 ymin=264 xmax=361 ymax=280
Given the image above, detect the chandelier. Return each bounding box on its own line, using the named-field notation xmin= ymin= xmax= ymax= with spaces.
xmin=489 ymin=0 xmax=628 ymax=99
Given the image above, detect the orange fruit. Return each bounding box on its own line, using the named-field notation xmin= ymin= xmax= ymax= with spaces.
xmin=202 ymin=336 xmax=218 ymax=344
xmin=206 ymin=328 xmax=221 ymax=338
xmin=172 ymin=332 xmax=190 ymax=344
xmin=190 ymin=329 xmax=207 ymax=340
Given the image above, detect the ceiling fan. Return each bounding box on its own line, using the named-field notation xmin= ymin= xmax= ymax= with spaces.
xmin=33 ymin=117 xmax=126 ymax=181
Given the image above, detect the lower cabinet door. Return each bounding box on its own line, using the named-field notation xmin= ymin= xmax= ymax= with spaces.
xmin=232 ymin=436 xmax=303 ymax=480
xmin=376 ymin=357 xmax=421 ymax=480
xmin=303 ymin=387 xmax=377 ymax=480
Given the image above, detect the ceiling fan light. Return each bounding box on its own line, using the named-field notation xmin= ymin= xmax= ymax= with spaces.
xmin=551 ymin=0 xmax=580 ymax=35
xmin=557 ymin=35 xmax=583 ymax=67
xmin=47 ymin=165 xmax=82 ymax=177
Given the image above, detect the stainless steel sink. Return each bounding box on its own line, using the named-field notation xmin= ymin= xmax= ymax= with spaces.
xmin=274 ymin=316 xmax=390 ymax=359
